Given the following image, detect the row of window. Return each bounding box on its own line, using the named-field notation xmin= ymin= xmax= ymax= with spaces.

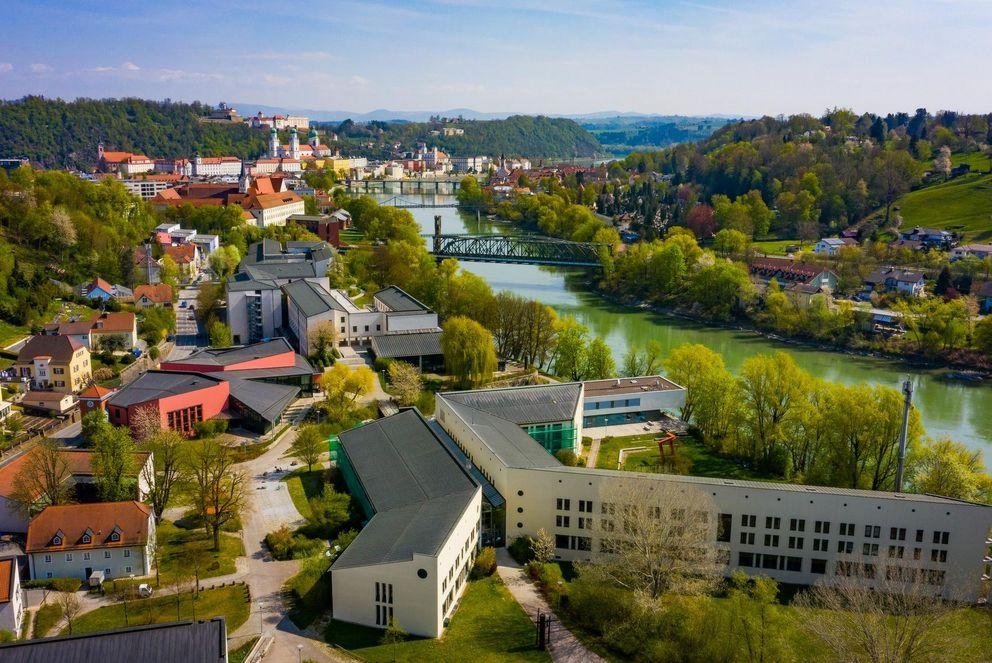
xmin=583 ymin=398 xmax=641 ymax=411
xmin=45 ymin=566 xmax=131 ymax=579
xmin=740 ymin=515 xmax=952 ymax=546
xmin=44 ymin=549 xmax=130 ymax=563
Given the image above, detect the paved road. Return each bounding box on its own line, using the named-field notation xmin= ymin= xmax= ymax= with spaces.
xmin=495 ymin=549 xmax=604 ymax=663
xmin=167 ymin=285 xmax=206 ymax=361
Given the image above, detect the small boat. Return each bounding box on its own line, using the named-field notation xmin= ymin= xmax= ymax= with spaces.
xmin=940 ymin=371 xmax=986 ymax=383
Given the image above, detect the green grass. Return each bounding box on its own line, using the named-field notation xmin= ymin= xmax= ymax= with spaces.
xmin=0 ymin=320 xmax=28 ymax=349
xmin=887 ymin=172 xmax=992 ymax=241
xmin=155 ymin=520 xmax=245 ymax=584
xmin=752 ymin=239 xmax=802 ymax=255
xmin=324 ymin=575 xmax=550 ymax=662
xmin=282 ymin=468 xmax=326 ymax=519
xmin=339 ymin=228 xmax=365 ymax=244
xmin=66 ymin=584 xmax=250 ymax=636
xmin=229 ymin=636 xmax=260 ymax=663
xmin=594 ymin=433 xmax=661 ymax=470
xmin=33 ymin=602 xmax=63 ymax=638
xmin=287 ymin=554 xmax=332 ymax=628
xmin=622 ymin=437 xmax=770 ymax=481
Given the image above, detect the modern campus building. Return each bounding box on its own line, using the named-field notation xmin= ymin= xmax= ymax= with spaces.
xmin=329 ymin=377 xmax=992 ymax=638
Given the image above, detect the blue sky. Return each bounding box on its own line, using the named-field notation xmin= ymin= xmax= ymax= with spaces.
xmin=2 ymin=0 xmax=991 ymax=115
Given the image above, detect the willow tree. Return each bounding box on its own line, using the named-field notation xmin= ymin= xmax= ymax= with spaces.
xmin=441 ymin=316 xmax=497 ymax=388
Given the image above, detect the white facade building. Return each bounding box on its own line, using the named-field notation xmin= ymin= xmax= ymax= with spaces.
xmin=0 ymin=559 xmax=23 ymax=637
xmin=192 ymin=155 xmax=243 ymax=177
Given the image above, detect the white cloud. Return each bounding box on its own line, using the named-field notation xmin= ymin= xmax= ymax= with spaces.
xmin=122 ymin=61 xmax=140 ymax=71
xmin=349 ymin=75 xmax=368 ymax=87
xmin=0 ymin=63 xmax=12 ymax=73
xmin=29 ymin=63 xmax=52 ymax=74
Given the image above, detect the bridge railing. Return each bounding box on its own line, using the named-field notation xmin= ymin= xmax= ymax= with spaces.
xmin=430 ymin=234 xmax=609 ymax=267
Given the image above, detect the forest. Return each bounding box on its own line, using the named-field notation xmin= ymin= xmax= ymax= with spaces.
xmin=0 ymin=96 xmax=270 ymax=169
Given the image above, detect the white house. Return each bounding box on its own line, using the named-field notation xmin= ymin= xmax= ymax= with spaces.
xmin=814 ymin=237 xmax=856 ymax=256
xmin=251 ymin=192 xmax=307 ymax=228
xmin=950 ymin=244 xmax=992 ymax=261
xmin=0 ymin=559 xmax=23 ymax=638
xmin=192 ymin=155 xmax=242 ymax=177
xmin=26 ymin=501 xmax=155 ymax=582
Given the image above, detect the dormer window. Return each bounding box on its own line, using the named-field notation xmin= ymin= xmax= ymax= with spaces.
xmin=109 ymin=525 xmax=122 ymax=542
xmin=52 ymin=529 xmax=64 ymax=546
xmin=81 ymin=527 xmax=93 ymax=544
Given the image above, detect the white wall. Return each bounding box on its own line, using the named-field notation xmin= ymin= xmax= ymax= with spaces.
xmin=384 ymin=312 xmax=439 ymax=333
xmin=0 ymin=562 xmax=23 ymax=636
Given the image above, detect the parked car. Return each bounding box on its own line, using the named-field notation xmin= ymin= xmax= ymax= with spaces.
xmin=137 ymin=583 xmax=153 ymax=598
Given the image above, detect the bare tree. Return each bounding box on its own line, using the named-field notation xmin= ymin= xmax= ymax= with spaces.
xmin=55 ymin=591 xmax=82 ymax=635
xmin=142 ymin=430 xmax=185 ymax=523
xmin=10 ymin=440 xmax=71 ymax=515
xmin=129 ymin=404 xmax=161 ymax=442
xmin=793 ymin=561 xmax=962 ymax=662
xmin=578 ymin=479 xmax=720 ymax=600
xmin=386 ymin=361 xmax=422 ymax=406
xmin=184 ymin=441 xmax=247 ymax=551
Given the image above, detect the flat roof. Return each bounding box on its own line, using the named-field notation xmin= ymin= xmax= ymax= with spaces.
xmin=440 ymin=382 xmax=581 ymax=425
xmin=332 ymin=410 xmax=479 ymax=569
xmin=582 ymin=375 xmax=683 ymax=398
xmin=0 ymin=618 xmax=227 ymax=663
xmin=374 ymin=286 xmax=430 ymax=312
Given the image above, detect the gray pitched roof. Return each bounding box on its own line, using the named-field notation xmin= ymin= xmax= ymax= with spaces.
xmin=373 ymin=286 xmax=430 ymax=312
xmin=441 ymin=383 xmax=582 ymax=425
xmin=108 ymin=371 xmax=226 ymax=408
xmin=172 ymin=338 xmax=297 ymax=368
xmin=283 ymin=279 xmax=346 ymax=317
xmin=369 ymin=330 xmax=442 ymax=359
xmin=332 ymin=410 xmax=479 ymax=570
xmin=227 ymin=378 xmax=300 ymax=423
xmin=439 ymin=397 xmax=562 ymax=470
xmin=0 ymin=618 xmax=227 ymax=663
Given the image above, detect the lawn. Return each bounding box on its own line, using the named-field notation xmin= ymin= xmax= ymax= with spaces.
xmin=751 ymin=239 xmax=802 ymax=256
xmin=66 ymin=584 xmax=250 ymax=636
xmin=324 ymin=575 xmax=550 ymax=662
xmin=622 ymin=436 xmax=770 ymax=481
xmin=33 ymin=602 xmax=63 ymax=638
xmin=282 ymin=468 xmax=326 ymax=519
xmin=870 ymin=160 xmax=992 ymax=241
xmin=595 ymin=433 xmax=663 ymax=470
xmin=0 ymin=319 xmax=28 ymax=349
xmin=339 ymin=228 xmax=365 ymax=244
xmin=155 ymin=520 xmax=245 ymax=585
xmin=229 ymin=636 xmax=260 ymax=663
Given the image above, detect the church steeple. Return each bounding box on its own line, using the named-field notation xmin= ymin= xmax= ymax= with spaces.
xmin=269 ymin=127 xmax=279 ymax=159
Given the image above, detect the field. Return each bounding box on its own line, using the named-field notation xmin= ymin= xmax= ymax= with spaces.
xmin=324 ymin=575 xmax=549 ymax=662
xmin=155 ymin=520 xmax=245 ymax=585
xmin=621 ymin=436 xmax=770 ymax=480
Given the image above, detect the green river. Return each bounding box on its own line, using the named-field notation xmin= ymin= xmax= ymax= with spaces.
xmin=379 ymin=195 xmax=992 ymax=458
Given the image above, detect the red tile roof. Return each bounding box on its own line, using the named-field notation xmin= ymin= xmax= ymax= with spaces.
xmin=26 ymin=501 xmax=152 ymax=553
xmin=162 ymin=244 xmax=195 ymax=264
xmin=78 ymin=384 xmax=116 ymax=400
xmin=133 ymin=284 xmax=174 ymax=304
xmin=84 ymin=277 xmax=115 ymax=295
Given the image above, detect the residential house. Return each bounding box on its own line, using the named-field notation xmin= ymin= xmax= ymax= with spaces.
xmin=0 ymin=558 xmax=23 ymax=637
xmin=162 ymin=244 xmax=200 ymax=280
xmin=25 ymin=501 xmax=155 ymax=581
xmin=864 ymin=267 xmax=926 ymax=297
xmin=898 ymin=227 xmax=955 ymax=251
xmin=950 ymin=243 xmax=992 ymax=261
xmin=287 ymin=214 xmax=341 ymax=247
xmin=133 ymin=284 xmax=174 ymax=308
xmin=78 ymin=384 xmax=117 ymax=418
xmin=250 ymin=191 xmax=306 ymax=228
xmin=0 ymin=618 xmax=229 ymax=663
xmin=80 ymin=277 xmax=131 ymax=302
xmin=47 ymin=312 xmax=138 ymax=351
xmin=15 ymin=335 xmax=91 ymax=393
xmin=0 ymin=448 xmax=153 ymax=533
xmin=749 ymin=257 xmax=839 ymax=290
xmin=813 ymin=237 xmax=856 ymax=256
xmin=888 ymin=238 xmax=925 ymax=253
xmin=134 ymin=246 xmax=161 ymax=285
xmin=19 ymin=391 xmax=76 ymax=416
xmin=783 ymin=282 xmax=831 ymax=310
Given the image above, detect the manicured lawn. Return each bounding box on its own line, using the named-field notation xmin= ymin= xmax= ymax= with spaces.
xmin=595 ymin=433 xmax=660 ymax=470
xmin=66 ymin=584 xmax=250 ymax=636
xmin=283 ymin=468 xmax=326 ymax=519
xmin=155 ymin=520 xmax=245 ymax=585
xmin=752 ymin=239 xmax=802 ymax=256
xmin=325 ymin=575 xmax=549 ymax=662
xmin=622 ymin=437 xmax=770 ymax=481
xmin=0 ymin=319 xmax=28 ymax=349
xmin=33 ymin=602 xmax=63 ymax=638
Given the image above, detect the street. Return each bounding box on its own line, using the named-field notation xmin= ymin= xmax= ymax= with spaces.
xmin=167 ymin=284 xmax=207 ymax=361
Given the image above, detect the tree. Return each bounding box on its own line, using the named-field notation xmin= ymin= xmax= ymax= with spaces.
xmin=195 ymin=282 xmax=223 ymax=324
xmin=532 ymin=528 xmax=555 ymax=564
xmin=208 ymin=245 xmax=241 ymax=279
xmin=689 ymin=259 xmax=754 ymax=320
xmin=976 ymin=315 xmax=992 ymax=356
xmin=92 ymin=424 xmax=137 ymax=502
xmin=55 ymin=590 xmax=82 ymax=635
xmin=551 ymin=316 xmax=589 ymax=380
xmin=727 ymin=571 xmax=785 ymax=663
xmin=184 ymin=441 xmax=247 ymax=551
xmin=620 ymin=340 xmax=663 ymax=377
xmin=386 ymin=361 xmax=422 ymax=406
xmin=441 ymin=316 xmax=497 ymax=388
xmin=663 ymin=343 xmax=731 ymax=426
xmin=207 ymin=320 xmax=232 ymax=347
xmin=794 ymin=566 xmax=961 ymax=662
xmin=143 ymin=430 xmax=186 ymax=523
xmin=307 ymin=321 xmax=337 ymax=365
xmin=712 ymin=228 xmax=749 ymax=257
xmin=579 ymin=480 xmax=719 ymax=600
xmin=10 ymin=440 xmax=71 ymax=515
xmin=129 ymin=404 xmax=161 ymax=442
xmin=932 ymin=146 xmax=952 ymax=179
xmin=288 ymin=425 xmax=325 ymax=472
xmin=909 ymin=437 xmax=992 ymax=503
xmin=737 ymin=353 xmax=807 ymax=471
xmin=584 ymin=337 xmax=616 ymax=380
xmin=159 ymin=254 xmax=180 ymax=287
xmin=319 ymin=363 xmax=376 ymax=420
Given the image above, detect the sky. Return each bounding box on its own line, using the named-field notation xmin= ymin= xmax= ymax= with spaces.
xmin=2 ymin=0 xmax=991 ymax=117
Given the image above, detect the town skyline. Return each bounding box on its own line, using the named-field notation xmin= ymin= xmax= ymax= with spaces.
xmin=2 ymin=0 xmax=992 ymax=116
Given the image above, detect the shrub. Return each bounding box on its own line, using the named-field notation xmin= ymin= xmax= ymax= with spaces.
xmin=148 ymin=345 xmax=160 ymax=360
xmin=554 ymin=448 xmax=580 ymax=466
xmin=92 ymin=367 xmax=116 ymax=382
xmin=121 ymin=353 xmax=135 ymax=365
xmin=265 ymin=526 xmax=294 ymax=560
xmin=194 ymin=419 xmax=228 ymax=438
xmin=470 ymin=547 xmax=497 ymax=579
xmin=380 ymin=619 xmax=408 ymax=645
xmin=331 ymin=529 xmax=359 ymax=553
xmin=51 ymin=577 xmax=81 ymax=593
xmin=373 ymin=357 xmax=393 ymax=372
xmin=299 ymin=489 xmax=354 ymax=540
xmin=507 ymin=536 xmax=535 ymax=565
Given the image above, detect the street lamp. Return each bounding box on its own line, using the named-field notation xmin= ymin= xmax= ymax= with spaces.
xmin=297 ymin=644 xmax=304 ymax=663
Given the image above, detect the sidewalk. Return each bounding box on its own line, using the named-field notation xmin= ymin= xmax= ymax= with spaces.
xmin=494 ymin=549 xmax=604 ymax=663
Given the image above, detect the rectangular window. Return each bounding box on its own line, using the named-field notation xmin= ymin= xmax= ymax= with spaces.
xmin=840 ymin=523 xmax=855 ymax=536
xmin=578 ymin=500 xmax=593 ymax=513
xmin=763 ymin=534 xmax=779 ymax=547
xmin=555 ymin=515 xmax=570 ymax=528
xmin=44 ymin=554 xmax=52 ymax=563
xmin=811 ymin=558 xmax=827 ymax=574
xmin=83 ymin=552 xmax=90 ymax=560
xmin=740 ymin=532 xmax=755 ymax=545
xmin=837 ymin=540 xmax=853 ymax=554
xmin=125 ymin=565 xmax=132 ymax=574
xmin=788 ymin=536 xmax=804 ymax=550
xmin=789 ymin=518 xmax=805 ymax=532
xmin=930 ymin=549 xmax=948 ymax=563
xmin=555 ymin=534 xmax=569 ymax=549
xmin=916 ymin=529 xmax=924 ymax=542
xmin=786 ymin=556 xmax=802 ymax=572
xmin=765 ymin=516 xmax=780 ymax=529
xmin=932 ymin=531 xmax=949 ymax=545
xmin=717 ymin=513 xmax=732 ymax=542
xmin=888 ymin=545 xmax=904 ymax=559
xmin=913 ymin=548 xmax=922 ymax=560
xmin=105 ymin=551 xmax=111 ymax=559
xmin=741 ymin=514 xmax=756 ymax=527
xmin=124 ymin=549 xmax=131 ymax=558
xmin=890 ymin=527 xmax=906 ymax=541
xmin=738 ymin=552 xmax=754 ymax=567
xmin=762 ymin=554 xmax=779 ymax=570
xmin=556 ymin=498 xmax=571 ymax=511
xmin=66 ymin=553 xmax=73 ymax=562
xmin=862 ymin=543 xmax=879 ymax=556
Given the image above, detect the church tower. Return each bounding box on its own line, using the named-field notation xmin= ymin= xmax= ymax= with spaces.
xmin=308 ymin=128 xmax=319 ymax=150
xmin=269 ymin=127 xmax=279 ymax=159
xmin=289 ymin=127 xmax=300 ymax=159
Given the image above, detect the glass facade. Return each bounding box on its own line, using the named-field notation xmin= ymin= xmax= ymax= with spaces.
xmin=334 ymin=440 xmax=374 ymax=518
xmin=523 ymin=421 xmax=578 ymax=455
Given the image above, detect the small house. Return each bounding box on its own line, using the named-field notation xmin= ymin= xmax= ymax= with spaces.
xmin=863 ymin=267 xmax=925 ymax=297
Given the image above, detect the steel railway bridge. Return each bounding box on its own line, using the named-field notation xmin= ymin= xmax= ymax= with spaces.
xmin=430 ymin=233 xmax=607 ymax=267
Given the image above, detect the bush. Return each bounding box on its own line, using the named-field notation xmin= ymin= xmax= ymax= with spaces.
xmin=92 ymin=367 xmax=116 ymax=382
xmin=194 ymin=419 xmax=228 ymax=438
xmin=507 ymin=536 xmax=535 ymax=565
xmin=148 ymin=345 xmax=160 ymax=360
xmin=265 ymin=526 xmax=294 ymax=560
xmin=120 ymin=353 xmax=135 ymax=365
xmin=23 ymin=576 xmax=79 ymax=590
xmin=299 ymin=489 xmax=354 ymax=540
xmin=470 ymin=547 xmax=497 ymax=579
xmin=380 ymin=619 xmax=408 ymax=645
xmin=554 ymin=448 xmax=580 ymax=466
xmin=373 ymin=357 xmax=393 ymax=372
xmin=331 ymin=529 xmax=359 ymax=553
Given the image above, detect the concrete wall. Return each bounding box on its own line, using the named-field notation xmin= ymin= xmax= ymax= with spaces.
xmin=384 ymin=312 xmax=439 ymax=333
xmin=0 ymin=562 xmax=23 ymax=636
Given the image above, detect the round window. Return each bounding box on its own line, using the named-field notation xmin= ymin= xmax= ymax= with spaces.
xmin=517 ymin=507 xmax=523 ymax=513
xmin=517 ymin=490 xmax=524 ymax=496
xmin=417 ymin=568 xmax=428 ymax=579
xmin=517 ymin=522 xmax=523 ymax=528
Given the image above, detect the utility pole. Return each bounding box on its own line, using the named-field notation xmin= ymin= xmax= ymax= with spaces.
xmin=895 ymin=379 xmax=913 ymax=492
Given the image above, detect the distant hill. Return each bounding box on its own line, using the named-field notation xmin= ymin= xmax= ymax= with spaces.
xmin=231 ymin=103 xmax=515 ymax=123
xmin=0 ymin=96 xmax=268 ymax=169
xmin=580 ymin=115 xmax=739 ymax=154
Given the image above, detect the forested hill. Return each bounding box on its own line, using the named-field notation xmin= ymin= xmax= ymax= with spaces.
xmin=322 ymin=115 xmax=603 ymax=159
xmin=0 ymin=96 xmax=268 ymax=170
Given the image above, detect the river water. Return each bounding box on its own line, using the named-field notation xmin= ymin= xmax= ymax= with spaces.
xmin=379 ymin=195 xmax=992 ymax=458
